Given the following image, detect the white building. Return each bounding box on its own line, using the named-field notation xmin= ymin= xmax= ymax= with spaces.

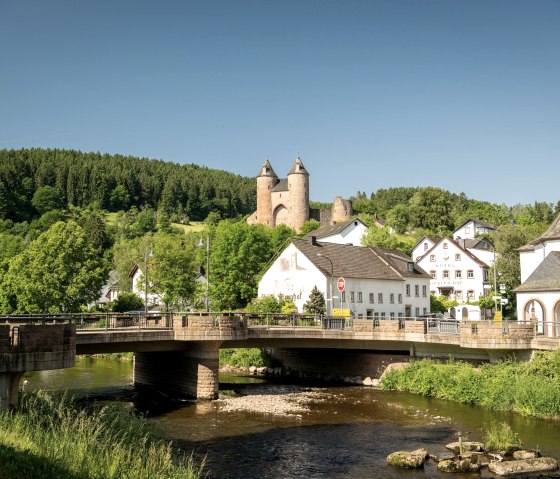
xmin=88 ymin=270 xmax=120 ymax=309
xmin=303 ymin=218 xmax=368 ymax=246
xmin=453 ymin=218 xmax=497 ymax=240
xmin=129 ymin=265 xmax=162 ymax=310
xmin=258 ymin=237 xmax=431 ymax=318
xmin=515 ymin=213 xmax=560 ymax=336
xmin=416 ymin=237 xmax=491 ymax=320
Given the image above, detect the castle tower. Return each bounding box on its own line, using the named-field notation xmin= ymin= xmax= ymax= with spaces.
xmin=287 ymin=155 xmax=309 ymax=232
xmin=256 ymin=159 xmax=278 ymax=226
xmin=332 ymin=196 xmax=353 ymax=224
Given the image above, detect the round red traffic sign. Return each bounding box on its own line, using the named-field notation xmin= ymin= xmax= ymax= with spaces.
xmin=337 ymin=277 xmax=345 ymax=292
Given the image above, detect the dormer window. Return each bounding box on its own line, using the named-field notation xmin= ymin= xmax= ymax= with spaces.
xmin=407 ymin=262 xmax=414 ymax=272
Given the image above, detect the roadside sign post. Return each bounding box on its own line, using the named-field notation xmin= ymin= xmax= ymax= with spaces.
xmin=337 ymin=277 xmax=345 ymax=315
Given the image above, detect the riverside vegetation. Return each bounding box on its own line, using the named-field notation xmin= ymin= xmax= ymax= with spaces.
xmin=380 ymin=349 xmax=560 ymax=418
xmin=0 ymin=391 xmax=204 ymax=479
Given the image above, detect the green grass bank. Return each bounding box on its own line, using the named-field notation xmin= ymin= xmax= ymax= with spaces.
xmin=219 ymin=348 xmax=273 ymax=369
xmin=380 ymin=350 xmax=560 ymax=419
xmin=0 ymin=391 xmax=204 ymax=479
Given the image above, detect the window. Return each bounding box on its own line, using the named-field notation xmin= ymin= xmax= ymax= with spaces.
xmin=456 ymin=290 xmax=463 ymax=299
xmin=443 ymin=242 xmax=448 ymax=249
xmin=390 ymin=312 xmax=395 ymax=319
xmin=465 ymin=227 xmax=470 ymax=234
xmin=415 ymin=307 xmax=420 ymax=316
xmin=398 ymin=293 xmax=402 ymax=304
xmin=341 ymin=291 xmax=346 ymax=302
xmin=424 ymin=242 xmax=429 ymax=251
xmin=357 ymin=292 xmax=363 ymax=303
xmin=422 ymin=285 xmax=427 ymax=297
xmin=443 ymin=270 xmax=449 ymax=279
xmin=406 ymin=284 xmax=411 ymax=297
xmin=430 ymin=270 xmax=436 ymax=279
xmin=407 ymin=262 xmax=414 ymax=272
xmin=378 ymin=293 xmax=383 ymax=304
xmin=374 ymin=312 xmax=380 ymax=320
xmin=430 ymin=254 xmax=436 ymax=262
xmin=455 ymin=270 xmax=462 ymax=279
xmin=483 ymin=269 xmax=489 ymax=281
xmin=369 ymin=293 xmax=374 ymax=304
xmin=398 ymin=312 xmax=403 ymax=319
xmin=381 ymin=312 xmax=386 ymax=319
xmin=366 ymin=309 xmax=373 ymax=319
xmin=467 ymin=270 xmax=474 ymax=279
xmin=350 ymin=291 xmax=355 ymax=303
xmin=357 ymin=313 xmax=364 ymax=318
xmin=415 ymin=285 xmax=419 ymax=297
xmin=390 ymin=293 xmax=395 ymax=304
xmin=467 ymin=290 xmax=475 ymax=299
xmin=423 ymin=307 xmax=427 ymax=315
xmin=455 ymin=254 xmax=461 ymax=261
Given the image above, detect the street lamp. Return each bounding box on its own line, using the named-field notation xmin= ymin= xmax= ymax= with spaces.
xmin=198 ymin=233 xmax=210 ymax=312
xmin=317 ymin=253 xmax=333 ymax=316
xmin=144 ymin=245 xmax=154 ymax=314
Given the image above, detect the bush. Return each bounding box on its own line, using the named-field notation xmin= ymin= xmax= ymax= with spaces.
xmin=219 ymin=348 xmax=273 ymax=369
xmin=483 ymin=421 xmax=523 ymax=452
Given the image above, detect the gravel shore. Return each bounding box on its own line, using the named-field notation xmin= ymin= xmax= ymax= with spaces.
xmin=216 ymin=388 xmax=328 ymax=417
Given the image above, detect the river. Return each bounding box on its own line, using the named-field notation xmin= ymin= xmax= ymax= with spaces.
xmin=25 ymin=357 xmax=560 ymax=479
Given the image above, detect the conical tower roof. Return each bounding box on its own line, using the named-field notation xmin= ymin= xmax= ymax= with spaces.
xmin=288 ymin=155 xmax=309 ymax=175
xmin=257 ymin=159 xmax=278 ymax=178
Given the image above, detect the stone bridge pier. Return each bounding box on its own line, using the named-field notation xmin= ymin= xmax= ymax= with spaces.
xmin=134 ymin=341 xmax=222 ymax=400
xmin=0 ymin=323 xmax=75 ymax=409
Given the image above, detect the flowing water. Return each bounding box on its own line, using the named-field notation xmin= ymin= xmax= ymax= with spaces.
xmin=25 ymin=358 xmax=560 ymax=479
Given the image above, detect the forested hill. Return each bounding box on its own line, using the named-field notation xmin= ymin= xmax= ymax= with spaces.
xmin=0 ymin=148 xmax=256 ymax=222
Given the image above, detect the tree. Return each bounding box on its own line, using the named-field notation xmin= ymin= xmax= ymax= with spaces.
xmin=210 ymin=221 xmax=273 ymax=310
xmin=0 ymin=221 xmax=108 ymax=313
xmin=110 ymin=292 xmax=144 ymax=312
xmin=31 ymin=185 xmax=64 ymax=215
xmin=386 ymin=204 xmax=410 ymax=234
xmin=303 ymin=286 xmax=326 ymax=315
xmin=409 ymin=187 xmax=454 ymax=234
xmin=299 ymin=219 xmax=320 ymax=236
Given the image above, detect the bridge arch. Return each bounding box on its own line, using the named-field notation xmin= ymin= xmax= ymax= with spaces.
xmin=523 ymin=299 xmax=547 ymax=336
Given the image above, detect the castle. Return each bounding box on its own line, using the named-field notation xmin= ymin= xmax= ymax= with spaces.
xmin=247 ymin=156 xmax=353 ymax=232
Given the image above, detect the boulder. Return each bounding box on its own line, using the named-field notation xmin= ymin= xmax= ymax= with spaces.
xmin=488 ymin=457 xmax=558 ymax=476
xmin=386 ymin=448 xmax=428 ymax=469
xmin=445 ymin=441 xmax=485 ymax=454
xmin=371 ymin=378 xmax=380 ymax=387
xmin=362 ymin=377 xmax=373 ymax=386
xmin=256 ymin=367 xmax=267 ymax=375
xmin=512 ymin=449 xmax=541 ymax=460
xmin=437 ymin=456 xmax=481 ymax=473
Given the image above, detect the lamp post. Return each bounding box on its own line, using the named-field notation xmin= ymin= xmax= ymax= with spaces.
xmin=317 ymin=253 xmax=333 ymax=316
xmin=144 ymin=245 xmax=154 ymax=314
xmin=199 ymin=233 xmax=210 ymax=312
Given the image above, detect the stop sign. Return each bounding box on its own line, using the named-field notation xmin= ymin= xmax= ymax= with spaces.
xmin=337 ymin=277 xmax=345 ymax=292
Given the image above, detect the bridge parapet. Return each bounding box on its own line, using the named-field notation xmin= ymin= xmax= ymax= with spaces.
xmin=173 ymin=313 xmax=248 ymax=341
xmin=460 ymin=321 xmax=535 ymax=340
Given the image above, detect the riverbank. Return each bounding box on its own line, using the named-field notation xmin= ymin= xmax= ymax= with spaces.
xmin=0 ymin=391 xmax=204 ymax=479
xmin=380 ymin=350 xmax=560 ymax=419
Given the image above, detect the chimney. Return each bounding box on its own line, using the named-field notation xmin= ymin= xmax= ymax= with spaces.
xmin=310 ymin=236 xmax=317 ymax=246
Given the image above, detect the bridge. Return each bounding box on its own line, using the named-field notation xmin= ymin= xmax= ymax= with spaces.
xmin=2 ymin=312 xmax=559 ymax=408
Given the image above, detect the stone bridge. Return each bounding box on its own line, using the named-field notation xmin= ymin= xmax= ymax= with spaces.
xmin=2 ymin=312 xmax=559 ymax=408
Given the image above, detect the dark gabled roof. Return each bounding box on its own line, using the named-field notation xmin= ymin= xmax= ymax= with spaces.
xmin=291 ymin=238 xmax=429 ymax=281
xmin=271 ymin=178 xmax=288 ymax=192
xmin=515 ymin=251 xmax=560 ymax=292
xmin=520 ymin=212 xmax=560 ymax=251
xmin=257 ymin=159 xmax=278 ymax=178
xmin=303 ymin=218 xmax=366 ymax=240
xmin=454 ymin=218 xmax=498 ymax=232
xmin=461 ymin=237 xmax=493 ymax=250
xmin=417 ymin=237 xmax=489 ymax=268
xmin=288 ymin=156 xmax=309 ymax=175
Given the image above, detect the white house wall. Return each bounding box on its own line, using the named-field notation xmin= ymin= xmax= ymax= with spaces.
xmin=318 ymin=221 xmax=368 ymax=246
xmin=520 ymin=240 xmax=560 ymax=283
xmin=516 ymin=290 xmax=560 ymax=336
xmin=258 ymin=244 xmax=431 ymax=317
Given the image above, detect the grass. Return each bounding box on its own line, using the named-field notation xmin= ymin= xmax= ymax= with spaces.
xmin=380 ymin=350 xmax=560 ymax=419
xmin=483 ymin=421 xmax=523 ymax=452
xmin=105 ymin=212 xmax=206 ymax=234
xmin=0 ymin=391 xmax=205 ymax=479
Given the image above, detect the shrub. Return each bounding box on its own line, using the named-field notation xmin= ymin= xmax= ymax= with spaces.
xmin=483 ymin=421 xmax=523 ymax=452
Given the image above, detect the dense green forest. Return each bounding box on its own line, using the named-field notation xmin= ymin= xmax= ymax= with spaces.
xmin=0 ymin=148 xmax=256 ymax=223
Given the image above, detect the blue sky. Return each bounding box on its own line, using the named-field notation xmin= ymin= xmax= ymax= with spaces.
xmin=1 ymin=0 xmax=558 ymax=206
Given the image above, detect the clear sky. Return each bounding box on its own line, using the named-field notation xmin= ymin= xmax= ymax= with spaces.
xmin=1 ymin=0 xmax=558 ymax=206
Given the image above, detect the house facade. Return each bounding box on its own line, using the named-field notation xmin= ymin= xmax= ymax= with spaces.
xmin=303 ymin=218 xmax=368 ymax=246
xmin=453 ymin=218 xmax=497 ymax=240
xmin=416 ymin=237 xmax=491 ymax=320
xmin=515 ymin=213 xmax=560 ymax=336
xmin=258 ymin=237 xmax=431 ymax=318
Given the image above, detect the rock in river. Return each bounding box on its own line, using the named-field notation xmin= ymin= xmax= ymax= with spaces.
xmin=386 ymin=448 xmax=428 ymax=469
xmin=488 ymin=457 xmax=558 ymax=476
